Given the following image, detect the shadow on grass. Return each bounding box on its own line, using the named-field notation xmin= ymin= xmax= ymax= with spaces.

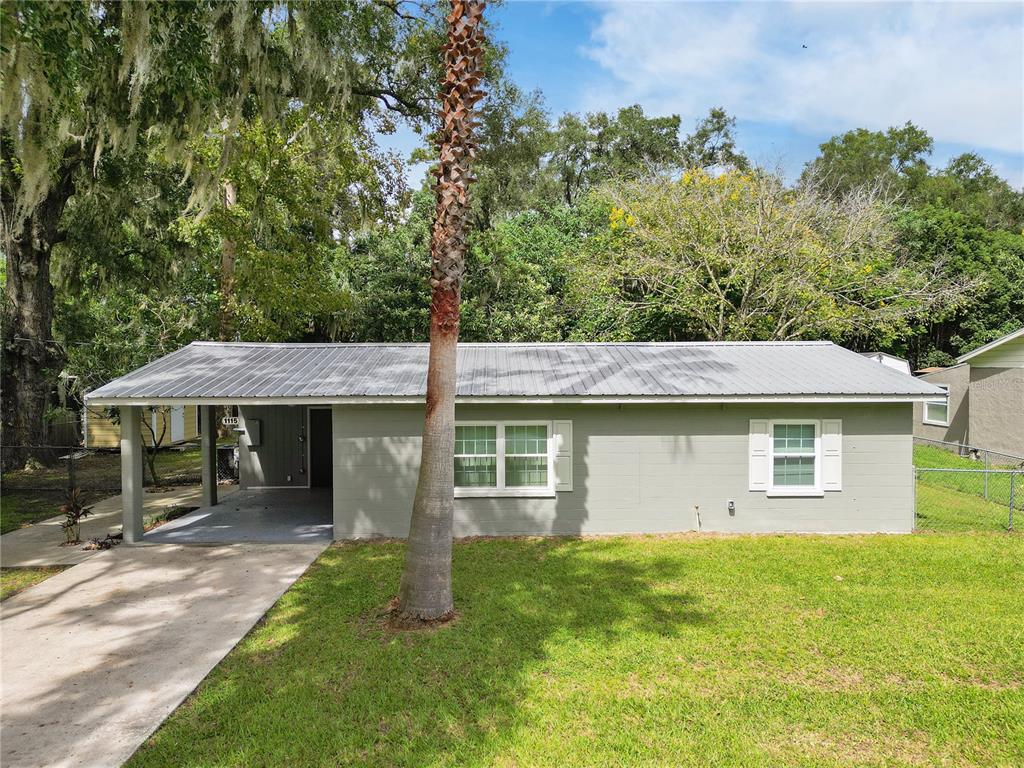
xmin=128 ymin=537 xmax=712 ymax=767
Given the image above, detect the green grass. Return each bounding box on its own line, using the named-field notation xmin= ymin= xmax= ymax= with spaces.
xmin=129 ymin=534 xmax=1023 ymax=768
xmin=916 ymin=483 xmax=1016 ymax=532
xmin=913 ymin=444 xmax=1020 ymax=470
xmin=913 ymin=444 xmax=1020 ymax=526
xmin=1 ymin=566 xmax=67 ymax=601
xmin=1 ymin=447 xmax=210 ymax=534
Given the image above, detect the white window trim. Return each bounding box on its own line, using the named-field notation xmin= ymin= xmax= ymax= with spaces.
xmin=454 ymin=420 xmax=556 ymax=498
xmin=766 ymin=419 xmax=824 ymax=497
xmin=923 ymin=386 xmax=950 ymax=427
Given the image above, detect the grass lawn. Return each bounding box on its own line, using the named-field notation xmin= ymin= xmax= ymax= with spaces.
xmin=129 ymin=534 xmax=1023 ymax=768
xmin=0 ymin=566 xmax=67 ymax=601
xmin=913 ymin=445 xmax=1020 ymax=532
xmin=1 ymin=448 xmax=208 ymax=534
xmin=916 ymin=483 xmax=1017 ymax=532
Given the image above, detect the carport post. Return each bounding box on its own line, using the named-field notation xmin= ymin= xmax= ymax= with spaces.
xmin=120 ymin=405 xmax=144 ymax=543
xmin=201 ymin=405 xmax=218 ymax=507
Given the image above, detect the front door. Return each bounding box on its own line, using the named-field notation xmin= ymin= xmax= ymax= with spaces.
xmin=309 ymin=408 xmax=333 ymax=488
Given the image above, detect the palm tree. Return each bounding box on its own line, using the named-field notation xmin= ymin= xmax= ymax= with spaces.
xmin=397 ymin=0 xmax=486 ymax=621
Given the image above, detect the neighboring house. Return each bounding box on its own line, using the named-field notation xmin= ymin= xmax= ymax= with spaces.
xmin=86 ymin=341 xmax=944 ymax=538
xmin=82 ymin=404 xmax=201 ymax=449
xmin=860 ymin=352 xmax=911 ymax=375
xmin=913 ymin=327 xmax=1024 ymax=457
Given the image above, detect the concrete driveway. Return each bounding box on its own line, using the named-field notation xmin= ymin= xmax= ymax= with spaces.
xmin=0 ymin=541 xmax=327 ymax=768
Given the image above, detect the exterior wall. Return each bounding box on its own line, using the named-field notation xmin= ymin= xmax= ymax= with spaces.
xmin=912 ymin=365 xmax=969 ymax=446
xmin=332 ymin=401 xmax=914 ymax=538
xmin=238 ymin=405 xmax=308 ymax=488
xmin=965 ymin=335 xmax=1024 ymax=368
xmin=84 ymin=404 xmax=200 ymax=449
xmin=967 ymin=367 xmax=1024 ymax=457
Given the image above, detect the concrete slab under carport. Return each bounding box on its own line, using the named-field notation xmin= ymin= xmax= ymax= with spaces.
xmin=143 ymin=488 xmax=333 ymax=544
xmin=0 ymin=541 xmax=327 ymax=768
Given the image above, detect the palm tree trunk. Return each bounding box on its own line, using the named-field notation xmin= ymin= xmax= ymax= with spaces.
xmin=397 ymin=0 xmax=486 ymax=621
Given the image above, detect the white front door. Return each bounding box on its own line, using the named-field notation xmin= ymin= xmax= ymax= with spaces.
xmin=170 ymin=406 xmax=185 ymax=443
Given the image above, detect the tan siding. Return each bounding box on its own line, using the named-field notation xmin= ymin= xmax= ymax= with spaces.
xmin=968 ymin=336 xmax=1024 ymax=368
xmin=85 ymin=405 xmax=200 ymax=449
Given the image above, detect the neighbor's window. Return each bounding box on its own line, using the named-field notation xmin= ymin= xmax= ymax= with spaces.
xmin=923 ymin=386 xmax=949 ymax=426
xmin=454 ymin=422 xmax=552 ymax=495
xmin=771 ymin=422 xmax=818 ymax=490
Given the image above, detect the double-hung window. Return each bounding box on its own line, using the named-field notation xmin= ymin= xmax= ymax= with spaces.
xmin=454 ymin=421 xmax=554 ymax=496
xmin=769 ymin=421 xmax=820 ymax=494
xmin=923 ymin=386 xmax=949 ymax=426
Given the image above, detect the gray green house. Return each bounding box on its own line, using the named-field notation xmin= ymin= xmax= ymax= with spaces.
xmin=85 ymin=341 xmax=945 ymax=541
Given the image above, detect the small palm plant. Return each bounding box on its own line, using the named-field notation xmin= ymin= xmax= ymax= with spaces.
xmin=60 ymin=488 xmax=91 ymax=545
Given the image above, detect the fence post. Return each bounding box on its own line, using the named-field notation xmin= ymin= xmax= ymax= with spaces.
xmin=66 ymin=449 xmax=76 ymax=494
xmin=1010 ymin=471 xmax=1015 ymax=532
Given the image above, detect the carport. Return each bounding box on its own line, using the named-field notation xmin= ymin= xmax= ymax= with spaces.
xmin=84 ymin=343 xmax=346 ymax=544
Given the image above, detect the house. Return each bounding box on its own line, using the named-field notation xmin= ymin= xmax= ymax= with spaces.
xmin=85 ymin=340 xmax=945 ymax=542
xmin=82 ymin=403 xmax=201 ymax=449
xmin=913 ymin=327 xmax=1024 ymax=457
xmin=860 ymin=351 xmax=912 ymax=375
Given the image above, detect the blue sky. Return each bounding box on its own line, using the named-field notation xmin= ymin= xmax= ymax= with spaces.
xmin=386 ymin=1 xmax=1024 ymax=188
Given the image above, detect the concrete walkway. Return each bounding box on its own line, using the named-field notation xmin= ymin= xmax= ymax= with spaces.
xmin=1 ymin=541 xmax=326 ymax=768
xmin=1 ymin=485 xmax=238 ymax=566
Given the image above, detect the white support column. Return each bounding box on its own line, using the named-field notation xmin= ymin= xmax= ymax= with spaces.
xmin=201 ymin=405 xmax=218 ymax=508
xmin=120 ymin=405 xmax=144 ymax=543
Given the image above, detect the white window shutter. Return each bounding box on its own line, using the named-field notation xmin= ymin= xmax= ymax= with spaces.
xmin=553 ymin=420 xmax=573 ymax=492
xmin=749 ymin=419 xmax=770 ymax=491
xmin=821 ymin=419 xmax=842 ymax=491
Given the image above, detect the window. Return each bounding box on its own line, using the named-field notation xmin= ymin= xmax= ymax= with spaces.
xmin=769 ymin=420 xmax=820 ymax=494
xmin=454 ymin=421 xmax=553 ymax=496
xmin=454 ymin=425 xmax=497 ymax=488
xmin=923 ymin=386 xmax=949 ymax=426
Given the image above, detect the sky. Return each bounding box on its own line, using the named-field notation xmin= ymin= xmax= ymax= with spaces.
xmin=385 ymin=0 xmax=1024 ymax=188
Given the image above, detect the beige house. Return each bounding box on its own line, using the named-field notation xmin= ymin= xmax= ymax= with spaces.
xmin=914 ymin=327 xmax=1024 ymax=457
xmin=83 ymin=404 xmax=201 ymax=449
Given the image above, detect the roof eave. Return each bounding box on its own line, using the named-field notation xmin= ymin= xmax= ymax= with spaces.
xmin=85 ymin=393 xmax=940 ymax=407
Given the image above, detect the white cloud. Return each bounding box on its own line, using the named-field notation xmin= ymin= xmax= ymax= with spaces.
xmin=581 ymin=1 xmax=1024 ymax=154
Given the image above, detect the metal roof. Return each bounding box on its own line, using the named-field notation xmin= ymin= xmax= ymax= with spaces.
xmin=85 ymin=341 xmax=944 ymax=404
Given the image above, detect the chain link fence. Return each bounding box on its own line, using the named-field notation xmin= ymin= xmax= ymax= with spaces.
xmin=1 ymin=443 xmax=238 ymax=534
xmin=914 ymin=438 xmax=1023 ymax=533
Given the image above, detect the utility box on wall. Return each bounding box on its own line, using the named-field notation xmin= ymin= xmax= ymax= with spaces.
xmin=245 ymin=419 xmax=261 ymax=448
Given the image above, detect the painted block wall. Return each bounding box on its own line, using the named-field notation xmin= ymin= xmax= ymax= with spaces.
xmin=331 ymin=402 xmax=914 ymax=538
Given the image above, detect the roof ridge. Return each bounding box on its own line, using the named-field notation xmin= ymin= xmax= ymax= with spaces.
xmin=189 ymin=340 xmax=835 ymax=348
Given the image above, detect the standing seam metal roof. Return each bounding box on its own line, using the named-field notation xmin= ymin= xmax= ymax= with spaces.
xmin=84 ymin=341 xmax=945 ymax=402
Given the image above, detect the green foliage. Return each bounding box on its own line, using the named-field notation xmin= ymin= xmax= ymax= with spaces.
xmin=563 ymin=169 xmax=972 ymax=344
xmin=802 ymin=121 xmax=934 ymax=198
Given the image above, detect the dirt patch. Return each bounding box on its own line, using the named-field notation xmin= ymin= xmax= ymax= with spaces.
xmin=379 ymin=596 xmax=458 ymax=634
xmin=764 ymin=724 xmax=937 ymax=766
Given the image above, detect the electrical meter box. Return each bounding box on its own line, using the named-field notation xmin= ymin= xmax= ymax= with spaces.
xmin=244 ymin=419 xmax=261 ymax=448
